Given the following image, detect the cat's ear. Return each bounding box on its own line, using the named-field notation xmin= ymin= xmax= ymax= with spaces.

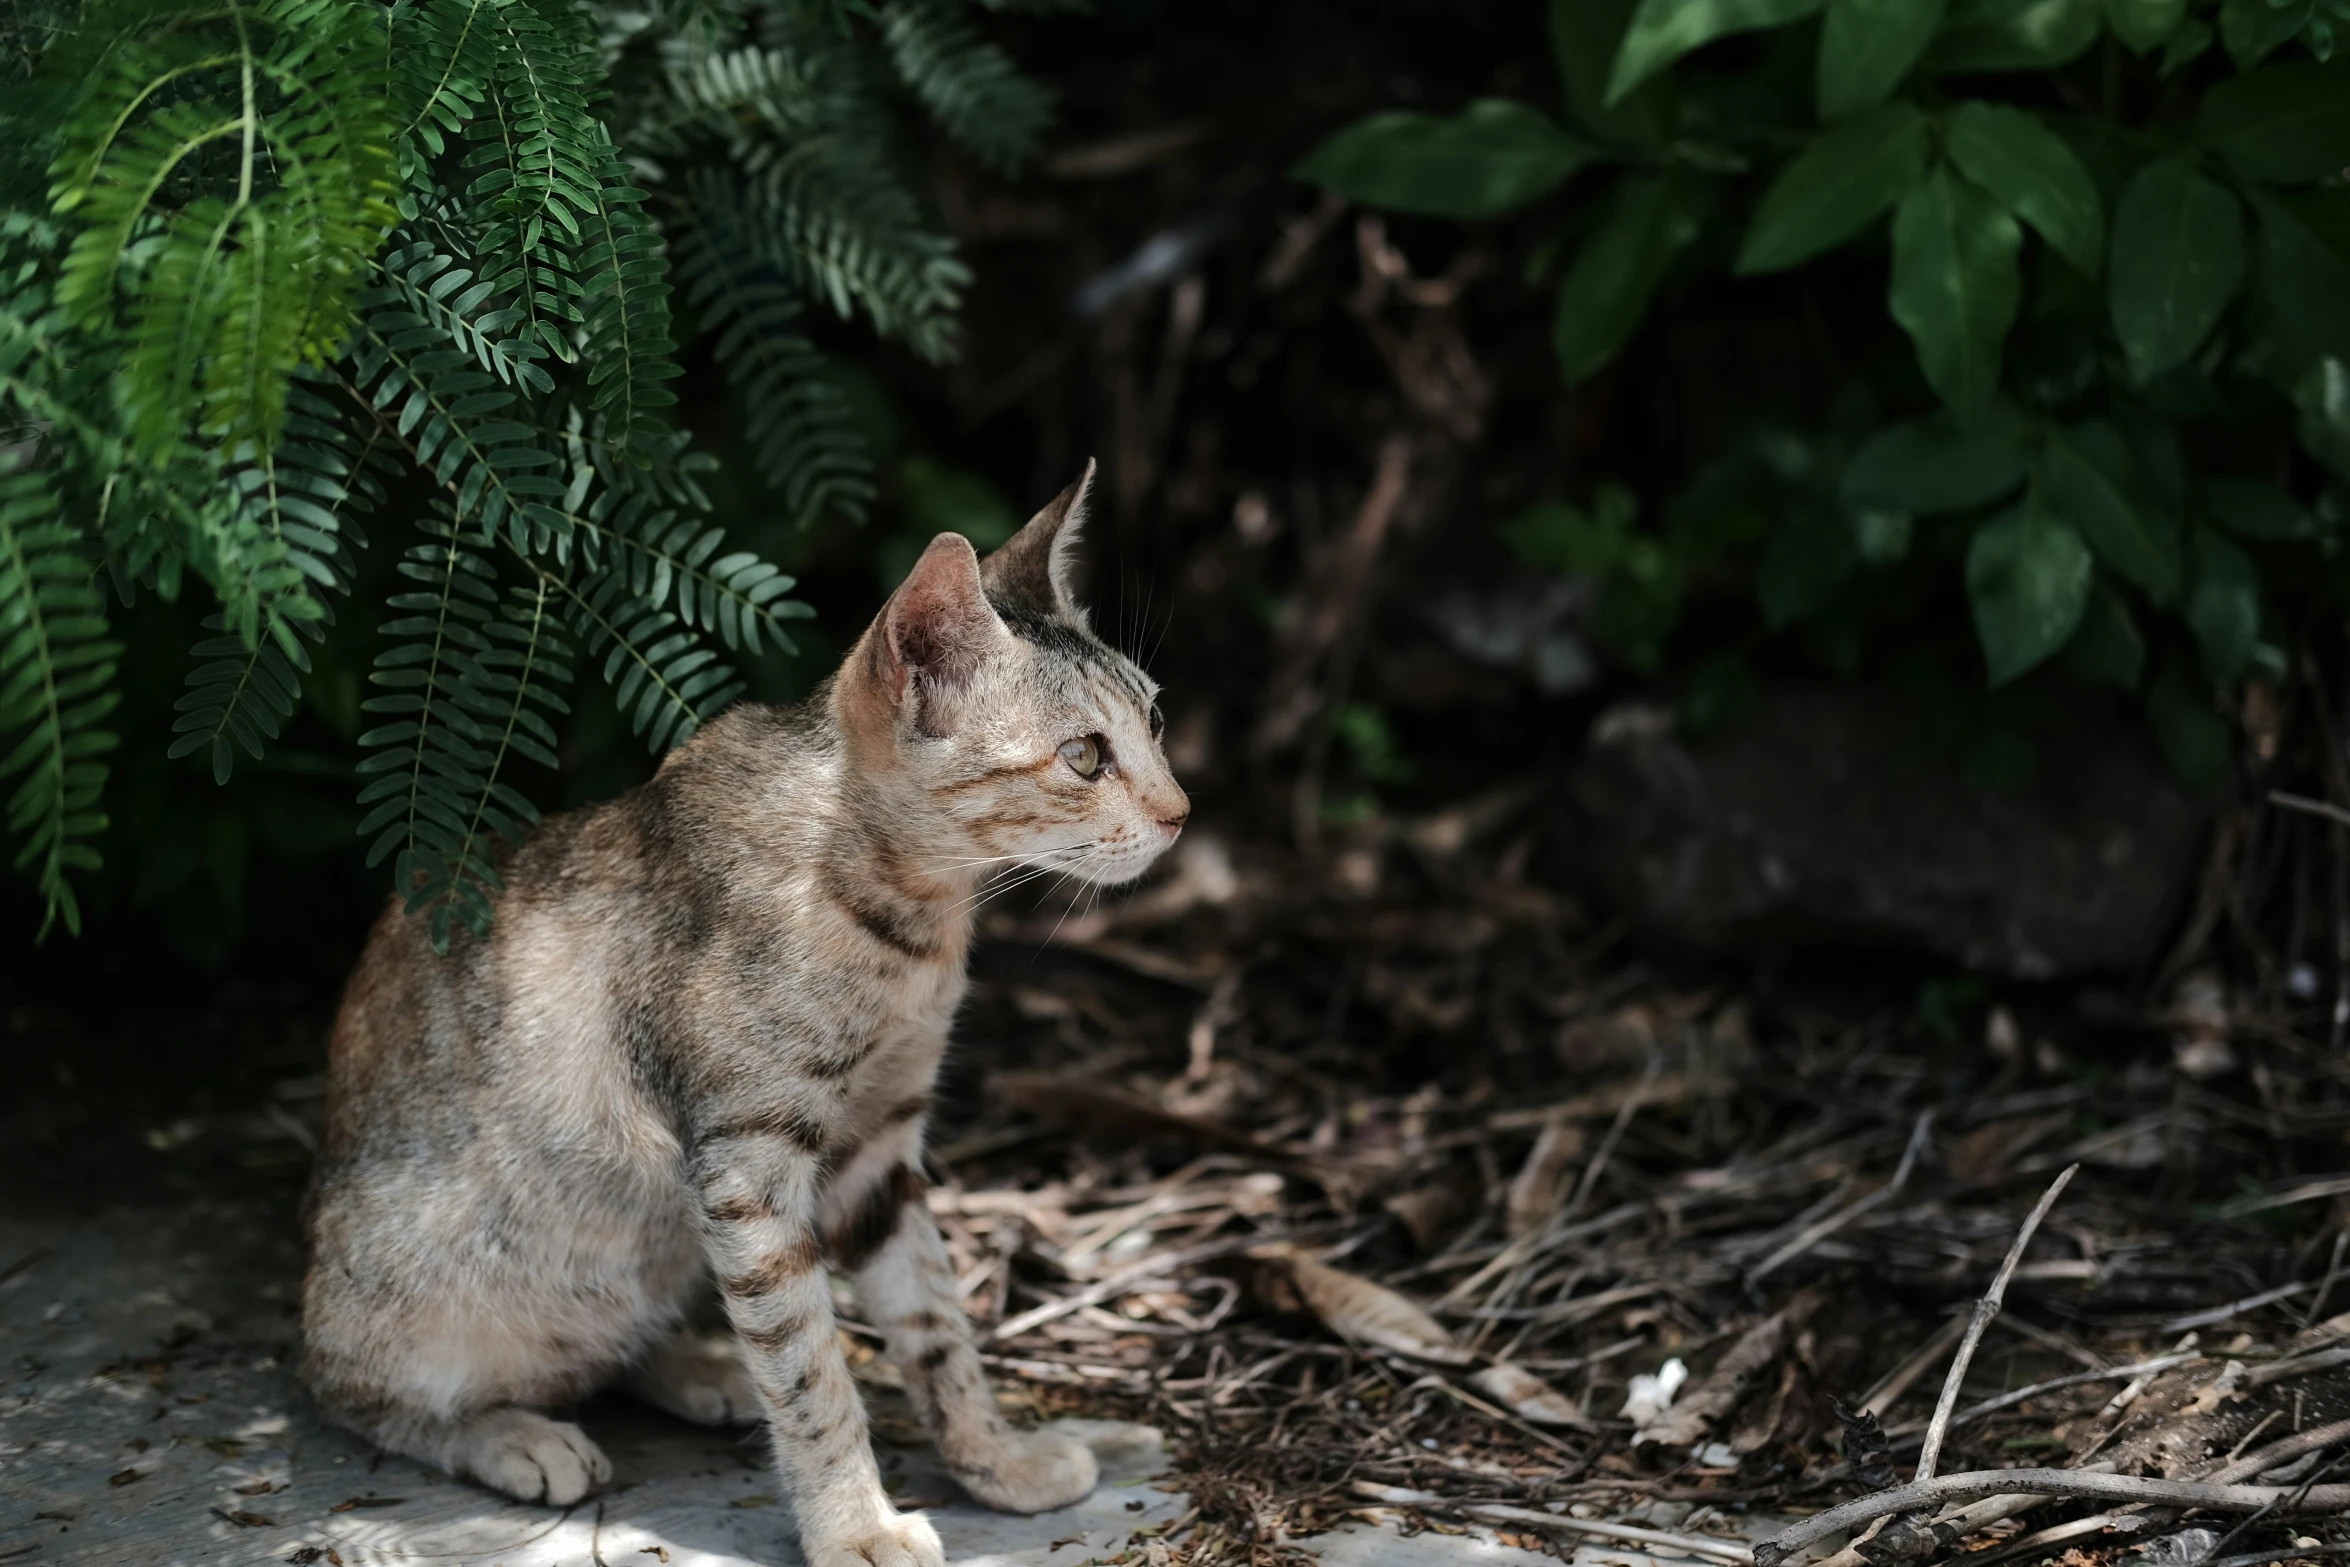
xmin=878 ymin=533 xmax=1008 ymax=706
xmin=982 ymin=460 xmax=1094 ymax=621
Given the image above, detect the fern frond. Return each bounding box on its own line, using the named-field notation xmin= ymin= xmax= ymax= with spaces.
xmin=447 ymin=0 xmax=608 ymax=361
xmin=0 ymin=466 xmax=121 ymax=938
xmin=46 ymin=0 xmax=400 ymax=450
xmin=879 ymin=0 xmax=1051 ymax=173
xmin=546 ymin=553 xmax=740 ymax=751
xmin=348 ymin=300 xmax=574 ymax=554
xmin=167 ymin=385 xmax=388 ymax=781
xmin=670 ymin=194 xmax=874 ymax=526
xmin=377 ymin=235 xmax=557 ymax=393
xmin=576 ymin=138 xmax=683 ymax=460
xmin=580 ymin=476 xmax=813 ymax=655
xmin=646 ymin=42 xmax=967 ymax=356
xmin=355 ymin=516 xmax=572 ymax=951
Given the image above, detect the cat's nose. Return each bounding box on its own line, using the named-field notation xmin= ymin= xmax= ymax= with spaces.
xmin=1155 ymin=808 xmax=1189 ymax=841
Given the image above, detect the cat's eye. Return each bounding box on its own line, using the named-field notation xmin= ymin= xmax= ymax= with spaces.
xmin=1059 ymin=735 xmax=1102 ymax=778
xmin=1149 ymin=704 xmax=1165 ymax=740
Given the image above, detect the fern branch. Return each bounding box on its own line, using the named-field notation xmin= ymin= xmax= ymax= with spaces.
xmin=0 ymin=466 xmax=121 ymax=938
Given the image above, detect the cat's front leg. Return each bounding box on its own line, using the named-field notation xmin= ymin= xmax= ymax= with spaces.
xmin=827 ymin=1146 xmax=1098 ymax=1514
xmin=694 ymin=1119 xmax=942 ymax=1567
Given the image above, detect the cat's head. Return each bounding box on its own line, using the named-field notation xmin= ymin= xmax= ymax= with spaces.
xmin=840 ymin=463 xmax=1189 ymax=888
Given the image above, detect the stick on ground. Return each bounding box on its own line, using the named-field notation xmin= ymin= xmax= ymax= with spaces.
xmin=1913 ymin=1163 xmax=2077 ymax=1484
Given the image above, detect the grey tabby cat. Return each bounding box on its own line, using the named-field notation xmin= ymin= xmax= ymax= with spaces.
xmin=302 ymin=465 xmax=1188 ymax=1567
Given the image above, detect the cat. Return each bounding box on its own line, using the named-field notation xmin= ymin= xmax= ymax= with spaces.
xmin=301 ymin=464 xmax=1188 ymax=1567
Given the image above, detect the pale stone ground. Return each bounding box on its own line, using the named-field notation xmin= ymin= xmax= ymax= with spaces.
xmin=0 ymin=1203 xmax=1774 ymax=1567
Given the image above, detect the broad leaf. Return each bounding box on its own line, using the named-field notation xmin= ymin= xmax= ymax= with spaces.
xmin=2182 ymin=527 xmax=2259 ymax=682
xmin=1293 ymin=100 xmax=1597 ymax=220
xmin=2105 ymin=0 xmax=2185 ymax=52
xmin=1934 ymin=0 xmax=2101 ymax=71
xmin=2198 ymin=63 xmax=2350 ymax=188
xmin=1966 ymin=497 xmax=2093 ymax=684
xmin=1889 ymin=168 xmax=2023 ymax=417
xmin=2038 ymin=422 xmax=2179 ymax=601
xmin=2162 ymin=18 xmax=2215 ymax=73
xmin=1553 ymin=0 xmax=1675 ymax=145
xmin=1842 ymin=406 xmax=2031 ymax=513
xmin=2108 ymin=158 xmax=2245 ymax=384
xmin=2219 ymin=0 xmax=2303 ymax=67
xmin=2062 ymin=585 xmax=2146 ymax=689
xmin=1606 ymin=0 xmax=1824 ymax=107
xmin=1945 ymin=103 xmax=2104 ymax=272
xmin=2204 ymin=477 xmax=2320 ymax=541
xmin=1553 ymin=173 xmax=1706 ymax=385
xmin=2301 ymin=358 xmax=2350 ymax=481
xmin=1817 ymin=0 xmax=1943 ymax=118
xmin=2251 ymin=192 xmax=2350 ymax=375
xmin=1736 ymin=103 xmax=1930 ymax=274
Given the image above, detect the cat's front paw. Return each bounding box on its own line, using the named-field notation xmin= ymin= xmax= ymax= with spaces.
xmin=808 ymin=1510 xmax=944 ymax=1567
xmin=953 ymin=1424 xmax=1099 ymax=1514
xmin=450 ymin=1408 xmax=612 ymax=1506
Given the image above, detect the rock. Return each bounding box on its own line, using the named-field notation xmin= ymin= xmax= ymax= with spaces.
xmin=1552 ymin=685 xmax=2211 ymax=978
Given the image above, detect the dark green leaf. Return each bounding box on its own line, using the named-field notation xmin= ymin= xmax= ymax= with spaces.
xmin=1553 ymin=0 xmax=1676 ymax=144
xmin=1934 ymin=0 xmax=2101 ymax=70
xmin=2182 ymin=527 xmax=2260 ymax=682
xmin=1292 ymin=100 xmax=1598 ymax=220
xmin=2108 ymin=158 xmax=2246 ymax=384
xmin=2145 ymin=667 xmax=2234 ymax=797
xmin=2219 ymin=0 xmax=2303 ymax=68
xmin=1553 ymin=173 xmax=1706 ymax=385
xmin=2038 ymin=422 xmax=2180 ymax=601
xmin=2251 ymin=192 xmax=2350 ymax=374
xmin=2297 ymin=358 xmax=2350 ymax=479
xmin=1606 ymin=0 xmax=1825 ymax=107
xmin=2204 ymin=477 xmax=2320 ymax=540
xmin=1966 ymin=498 xmax=2093 ymax=684
xmin=2198 ymin=62 xmax=2350 ymax=186
xmin=2061 ymin=585 xmax=2146 ymax=688
xmin=2161 ymin=17 xmax=2215 ymax=73
xmin=1756 ymin=514 xmax=1860 ymax=627
xmin=1945 ymin=103 xmax=2104 ymax=272
xmin=2104 ymin=0 xmax=2185 ymax=52
xmin=1888 ymin=168 xmax=2024 ymax=417
xmin=1737 ymin=103 xmax=1930 ymax=274
xmin=1817 ymin=0 xmax=1944 ymax=117
xmin=1842 ymin=406 xmax=2032 ymax=513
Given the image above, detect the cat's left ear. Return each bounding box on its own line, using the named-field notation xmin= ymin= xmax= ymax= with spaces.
xmin=982 ymin=460 xmax=1094 ymax=623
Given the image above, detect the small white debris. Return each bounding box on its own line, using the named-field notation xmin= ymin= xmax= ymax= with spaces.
xmin=1618 ymin=1357 xmax=1687 ymax=1428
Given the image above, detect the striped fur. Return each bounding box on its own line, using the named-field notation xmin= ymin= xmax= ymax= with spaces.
xmin=301 ymin=468 xmax=1185 ymax=1567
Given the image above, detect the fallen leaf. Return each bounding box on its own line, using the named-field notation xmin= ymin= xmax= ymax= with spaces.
xmin=639 ymin=1549 xmax=671 ymax=1563
xmin=329 ymin=1496 xmax=404 ymax=1512
xmin=1470 ymin=1361 xmax=1595 ymax=1429
xmin=214 ymin=1507 xmax=274 ymax=1527
xmin=1636 ymin=1288 xmax=1822 ymax=1447
xmin=733 ymin=1494 xmax=777 ymax=1509
xmin=235 ymin=1479 xmax=279 ymax=1496
xmin=1505 ymin=1114 xmax=1586 ymax=1236
xmin=109 ymin=1468 xmax=145 ymax=1487
xmin=1281 ymin=1254 xmax=1472 ymax=1364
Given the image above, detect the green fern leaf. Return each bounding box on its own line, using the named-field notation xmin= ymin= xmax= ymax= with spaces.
xmin=0 ymin=467 xmax=121 ymax=938
xmin=547 ymin=555 xmax=740 ymax=752
xmin=576 ymin=138 xmax=683 ymax=461
xmin=46 ymin=0 xmax=400 ymax=450
xmin=670 ymin=197 xmax=875 ymax=527
xmin=880 ymin=0 xmax=1053 ymax=174
xmin=354 ymin=515 xmax=572 ymax=951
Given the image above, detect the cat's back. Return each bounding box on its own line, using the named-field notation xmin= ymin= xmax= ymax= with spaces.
xmin=316 ymin=699 xmax=833 ymax=1170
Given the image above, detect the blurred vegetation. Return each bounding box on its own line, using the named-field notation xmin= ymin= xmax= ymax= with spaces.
xmin=1297 ymin=0 xmax=2350 ymax=797
xmin=0 ymin=0 xmax=1062 ymax=956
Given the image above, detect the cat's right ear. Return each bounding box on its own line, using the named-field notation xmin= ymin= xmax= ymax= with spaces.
xmin=856 ymin=532 xmax=1008 ymax=730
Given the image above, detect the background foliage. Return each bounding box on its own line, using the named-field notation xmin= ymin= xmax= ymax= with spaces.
xmin=0 ymin=0 xmax=1061 ymax=949
xmin=1297 ymin=0 xmax=2350 ymax=797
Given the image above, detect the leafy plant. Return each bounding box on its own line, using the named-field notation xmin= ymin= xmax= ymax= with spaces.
xmin=1297 ymin=0 xmax=2350 ymax=796
xmin=0 ymin=0 xmax=1060 ymax=943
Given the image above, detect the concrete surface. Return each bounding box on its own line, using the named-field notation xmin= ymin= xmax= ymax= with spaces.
xmin=0 ymin=1203 xmax=1772 ymax=1567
